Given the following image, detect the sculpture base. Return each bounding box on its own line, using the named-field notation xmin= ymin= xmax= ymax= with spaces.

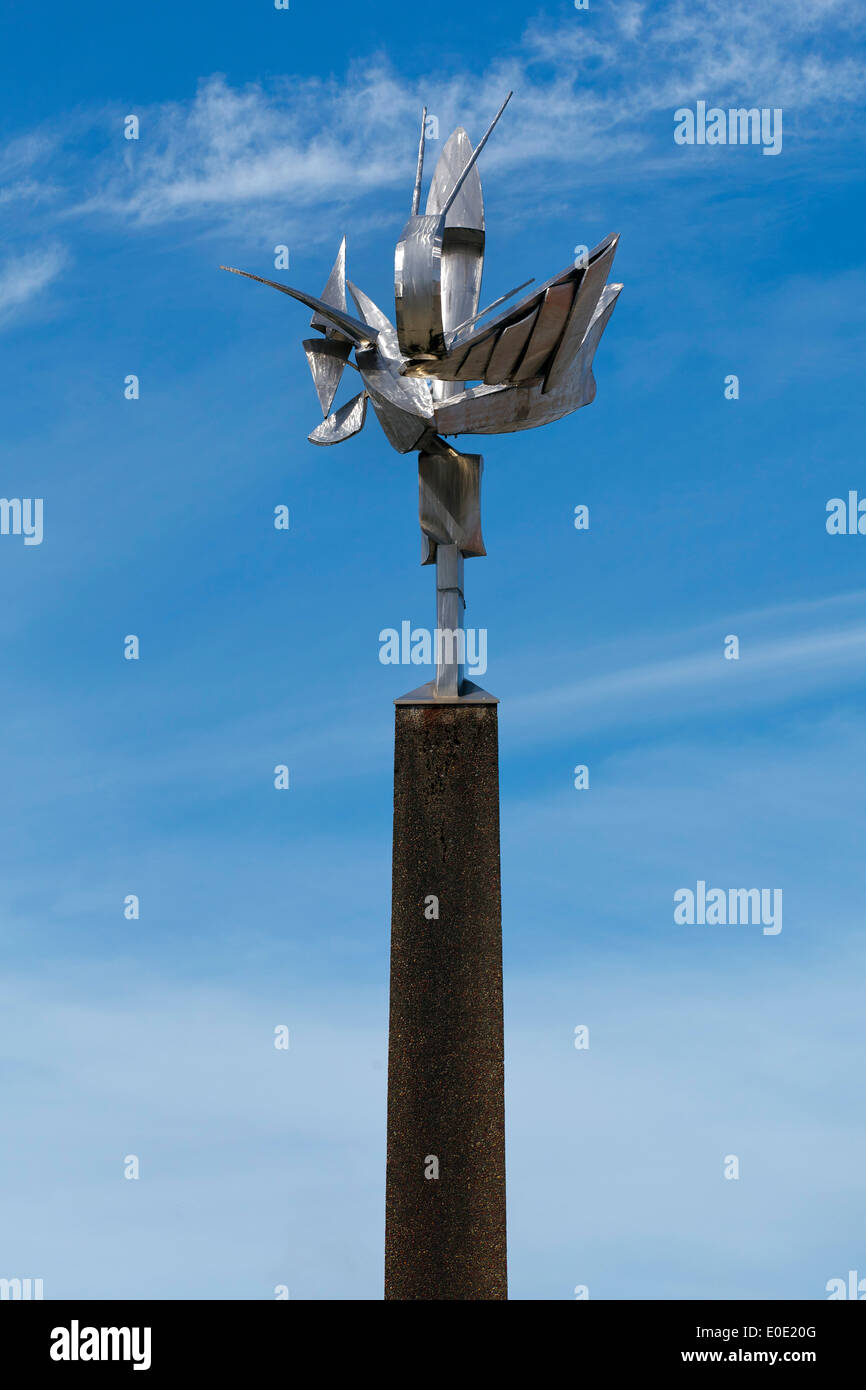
xmin=385 ymin=700 xmax=507 ymax=1300
xmin=394 ymin=678 xmax=498 ymax=705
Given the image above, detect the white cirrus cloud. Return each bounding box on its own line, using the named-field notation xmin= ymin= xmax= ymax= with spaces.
xmin=63 ymin=0 xmax=865 ymax=235
xmin=0 ymin=245 xmax=67 ymax=325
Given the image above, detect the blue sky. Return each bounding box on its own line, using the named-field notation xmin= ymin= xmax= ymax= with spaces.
xmin=1 ymin=0 xmax=865 ymax=1299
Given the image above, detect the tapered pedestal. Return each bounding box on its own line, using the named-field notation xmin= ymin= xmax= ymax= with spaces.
xmin=385 ymin=697 xmax=506 ymax=1300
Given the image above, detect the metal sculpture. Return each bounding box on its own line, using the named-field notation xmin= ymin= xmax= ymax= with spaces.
xmin=222 ymin=93 xmax=621 ymax=697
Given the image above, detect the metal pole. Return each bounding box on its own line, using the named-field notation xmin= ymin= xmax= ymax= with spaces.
xmin=433 ymin=543 xmax=464 ymax=698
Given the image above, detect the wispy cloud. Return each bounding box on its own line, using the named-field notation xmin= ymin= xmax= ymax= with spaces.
xmin=61 ymin=0 xmax=865 ymax=235
xmin=505 ymin=589 xmax=866 ymax=742
xmin=0 ymin=128 xmax=59 ymax=183
xmin=0 ymin=246 xmax=67 ymax=324
xmin=0 ymin=0 xmax=858 ymax=257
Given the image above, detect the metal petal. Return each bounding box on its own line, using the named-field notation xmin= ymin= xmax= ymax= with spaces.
xmin=405 ymin=262 xmax=580 ymax=381
xmin=307 ymin=391 xmax=367 ymax=446
xmin=483 ymin=308 xmax=539 ymax=385
xmin=347 ymin=281 xmax=400 ymax=353
xmin=512 ymin=282 xmax=575 ymax=381
xmin=426 ymin=128 xmax=485 ymax=407
xmin=302 ymin=337 xmax=351 ymax=417
xmin=364 ymin=389 xmax=429 ymax=454
xmin=556 ymin=281 xmax=622 ymax=408
xmin=348 ymin=278 xmax=434 ymax=445
xmin=431 ymin=281 xmax=621 ymax=436
xmin=426 ymin=128 xmax=483 ymax=228
xmin=543 ymin=234 xmax=619 ymax=393
xmin=394 ymin=212 xmax=447 ymax=359
xmin=402 ymin=232 xmax=620 ymax=391
xmin=310 ymin=236 xmax=347 ymax=335
xmin=418 ymin=448 xmax=486 ymax=557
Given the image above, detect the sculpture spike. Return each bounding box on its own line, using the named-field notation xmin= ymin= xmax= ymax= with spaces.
xmin=219 ymin=265 xmax=376 ymax=345
xmin=411 ymin=107 xmax=427 ymax=217
xmin=440 ymin=91 xmax=512 ymax=218
xmin=449 ymin=278 xmax=534 ymax=340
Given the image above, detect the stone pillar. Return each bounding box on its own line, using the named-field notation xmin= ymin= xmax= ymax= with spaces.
xmin=385 ymin=695 xmax=507 ymax=1300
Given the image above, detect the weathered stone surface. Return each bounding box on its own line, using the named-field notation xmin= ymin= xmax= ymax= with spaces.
xmin=385 ymin=702 xmax=506 ymax=1300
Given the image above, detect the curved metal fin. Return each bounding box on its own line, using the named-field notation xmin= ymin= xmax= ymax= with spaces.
xmin=366 ymin=391 xmax=429 ymax=454
xmin=311 ymin=236 xmax=347 ymax=334
xmin=347 ymin=280 xmax=398 ymax=340
xmin=558 ymin=282 xmax=622 ymax=405
xmin=425 ymin=127 xmax=486 ymax=402
xmin=513 ymin=281 xmax=575 ymax=381
xmin=302 ymin=337 xmax=351 ymax=417
xmin=308 ymin=390 xmax=367 ymax=446
xmin=542 ymin=234 xmax=619 ymax=393
xmin=483 ymin=308 xmax=539 ymax=384
xmin=418 ymin=448 xmax=486 ymax=557
xmin=426 ymin=128 xmax=483 ymax=229
xmin=220 ymin=266 xmax=376 ymax=346
xmin=430 ymin=284 xmax=622 ymax=436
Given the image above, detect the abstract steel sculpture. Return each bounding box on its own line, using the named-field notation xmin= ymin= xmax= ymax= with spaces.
xmin=222 ymin=91 xmax=621 ymax=699
xmin=223 ymin=94 xmax=621 ymax=1300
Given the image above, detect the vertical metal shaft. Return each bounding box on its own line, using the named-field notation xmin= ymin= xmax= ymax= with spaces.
xmin=434 ymin=543 xmax=465 ymax=698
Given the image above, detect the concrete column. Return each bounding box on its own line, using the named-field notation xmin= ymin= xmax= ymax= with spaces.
xmin=385 ymin=698 xmax=507 ymax=1300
